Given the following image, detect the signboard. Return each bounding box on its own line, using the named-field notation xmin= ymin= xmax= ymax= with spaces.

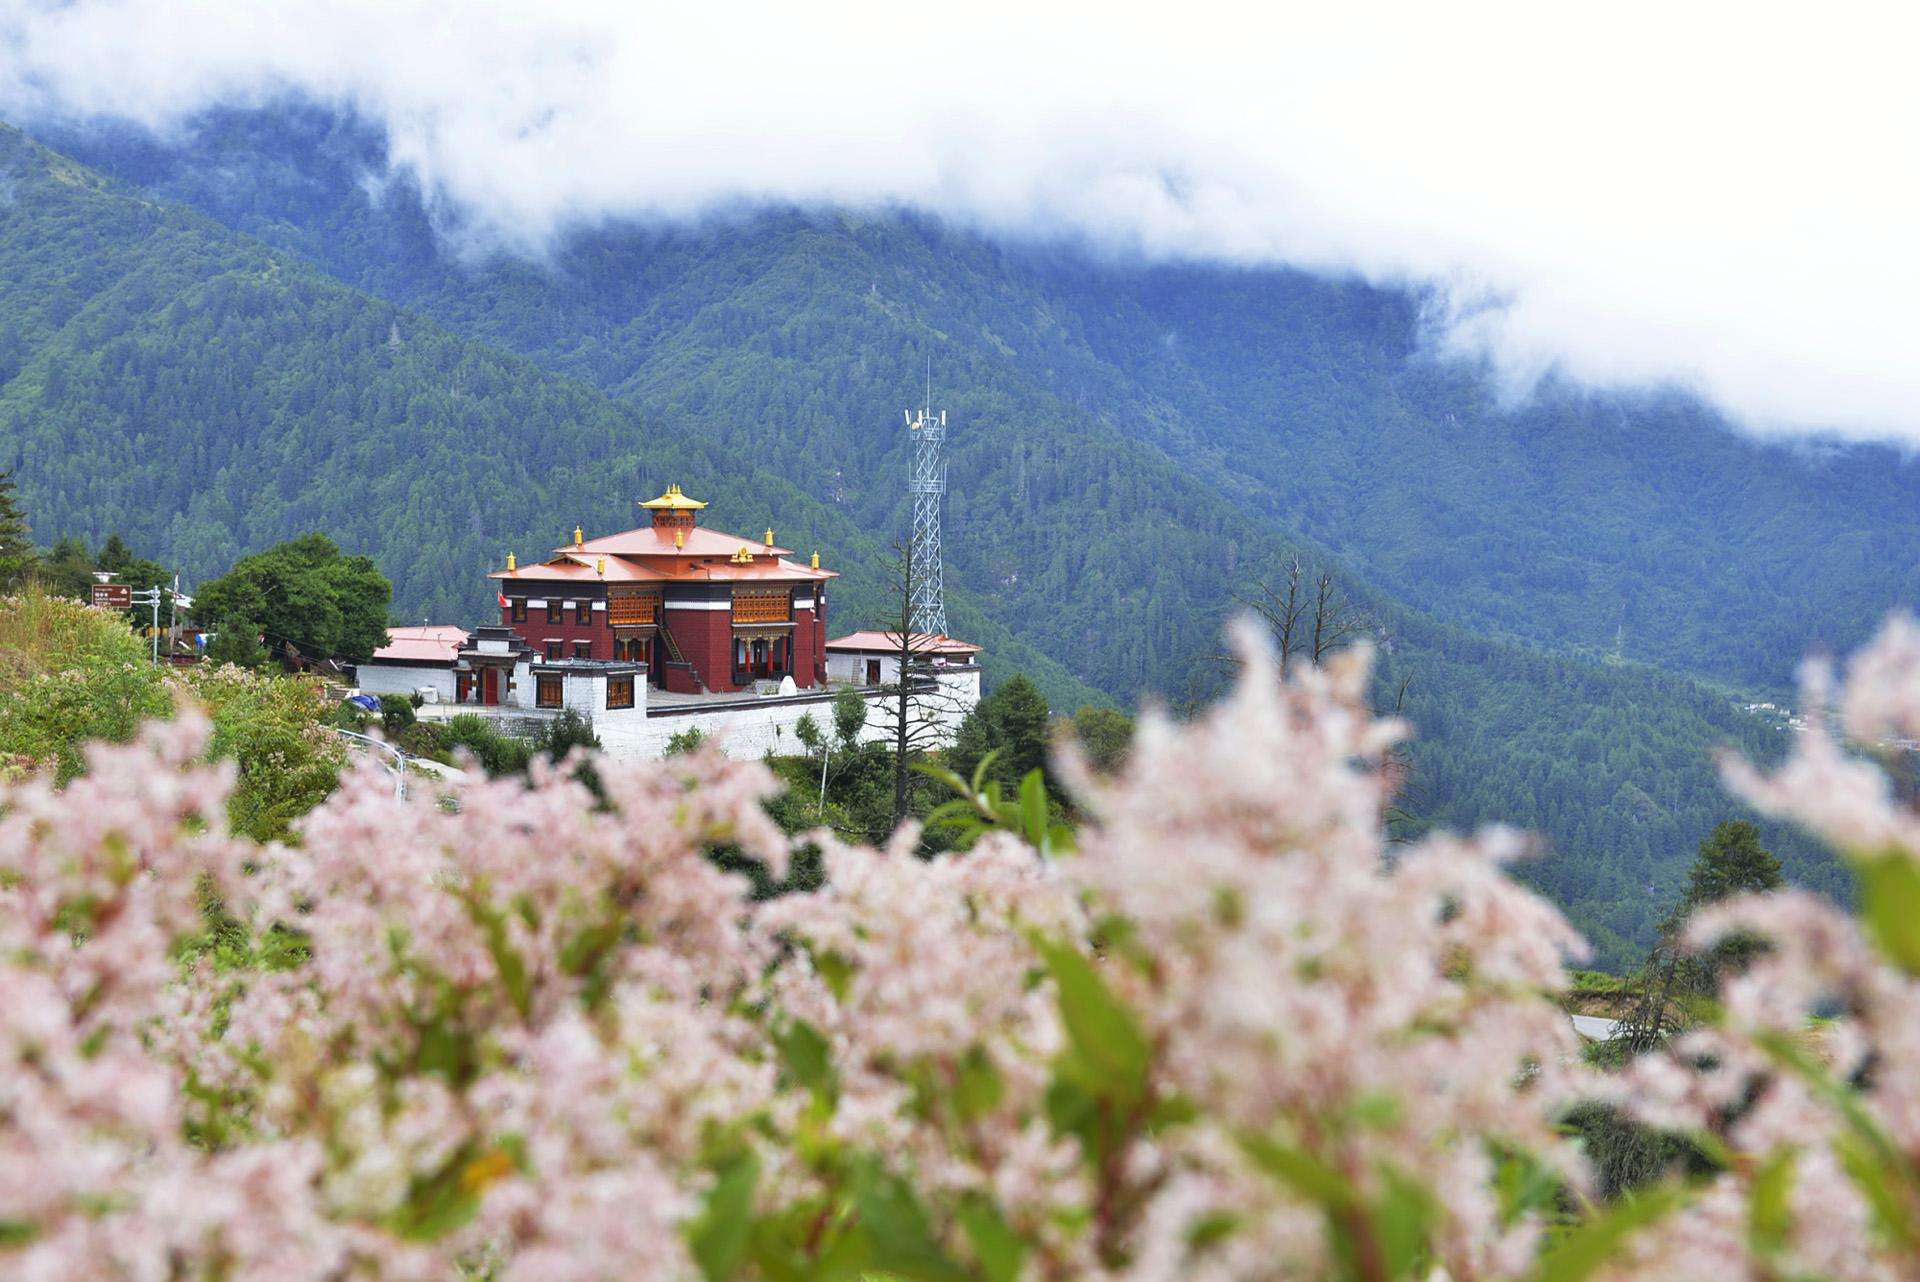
xmin=90 ymin=582 xmax=132 ymax=611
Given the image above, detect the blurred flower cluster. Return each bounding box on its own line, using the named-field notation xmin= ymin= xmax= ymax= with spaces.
xmin=8 ymin=619 xmax=1920 ymax=1280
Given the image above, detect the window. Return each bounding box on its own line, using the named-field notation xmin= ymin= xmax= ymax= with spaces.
xmin=536 ymin=674 xmax=562 ymax=708
xmin=731 ymin=589 xmax=789 ymax=624
xmin=510 ymin=598 xmax=527 ymax=623
xmin=606 ymin=675 xmax=635 ymax=710
xmin=573 ymin=641 xmax=593 ymax=660
xmin=576 ymin=599 xmax=592 ymax=625
xmin=545 ymin=640 xmax=563 ymax=660
xmin=546 ymin=600 xmax=563 ymax=624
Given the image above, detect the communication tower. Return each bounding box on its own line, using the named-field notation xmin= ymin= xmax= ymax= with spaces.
xmin=905 ymin=400 xmax=948 ymax=636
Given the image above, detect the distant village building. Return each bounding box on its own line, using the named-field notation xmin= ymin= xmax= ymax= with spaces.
xmin=353 ymin=485 xmax=982 ymax=760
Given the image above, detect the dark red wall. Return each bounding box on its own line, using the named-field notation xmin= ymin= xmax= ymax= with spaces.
xmin=501 ymin=590 xmax=609 ymax=660
xmin=664 ymin=606 xmax=734 ymax=693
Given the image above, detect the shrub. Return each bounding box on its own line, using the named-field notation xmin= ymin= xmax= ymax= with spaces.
xmin=14 ymin=617 xmax=1920 ymax=1279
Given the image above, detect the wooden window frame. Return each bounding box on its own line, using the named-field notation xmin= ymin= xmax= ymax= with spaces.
xmin=545 ymin=640 xmax=564 ymax=661
xmin=606 ymin=675 xmax=635 ymax=710
xmin=572 ymin=641 xmax=593 ymax=660
xmin=575 ymin=600 xmax=592 ymax=625
xmin=546 ymin=601 xmax=563 ymax=624
xmin=535 ymin=674 xmax=563 ymax=709
xmin=510 ymin=598 xmax=527 ymax=623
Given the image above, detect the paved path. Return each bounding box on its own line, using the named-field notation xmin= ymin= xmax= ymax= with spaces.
xmin=1569 ymin=1013 xmax=1622 ymax=1041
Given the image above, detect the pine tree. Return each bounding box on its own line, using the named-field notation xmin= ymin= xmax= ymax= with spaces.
xmin=0 ymin=469 xmax=33 ymax=590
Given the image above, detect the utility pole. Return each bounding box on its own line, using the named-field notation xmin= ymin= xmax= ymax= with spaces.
xmin=131 ymin=585 xmax=163 ymax=665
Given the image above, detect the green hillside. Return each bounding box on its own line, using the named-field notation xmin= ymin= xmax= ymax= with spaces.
xmin=0 ymin=117 xmax=1857 ymax=966
xmin=0 ymin=123 xmax=1100 ymax=708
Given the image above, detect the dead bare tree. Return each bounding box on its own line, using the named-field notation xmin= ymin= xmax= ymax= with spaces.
xmin=877 ymin=538 xmax=969 ymax=830
xmin=1232 ymin=557 xmax=1368 ymax=676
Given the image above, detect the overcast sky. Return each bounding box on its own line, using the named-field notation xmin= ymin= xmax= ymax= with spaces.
xmin=3 ymin=0 xmax=1916 ymax=440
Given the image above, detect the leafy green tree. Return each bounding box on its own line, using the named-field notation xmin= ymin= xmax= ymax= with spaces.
xmin=204 ymin=617 xmax=269 ymax=669
xmin=34 ymin=536 xmax=96 ymax=599
xmin=1066 ymin=705 xmax=1133 ymax=775
xmin=831 ymin=688 xmax=867 ymax=747
xmin=950 ymin=674 xmax=1052 ymax=794
xmin=0 ymin=468 xmax=32 ymax=589
xmin=1669 ymin=820 xmax=1783 ymax=924
xmin=181 ymin=665 xmax=345 ymax=842
xmin=194 ymin=533 xmax=391 ymax=663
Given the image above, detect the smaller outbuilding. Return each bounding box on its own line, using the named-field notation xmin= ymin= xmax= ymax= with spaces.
xmin=825 ymin=631 xmax=983 ymax=688
xmin=355 ymin=625 xmax=469 ymax=702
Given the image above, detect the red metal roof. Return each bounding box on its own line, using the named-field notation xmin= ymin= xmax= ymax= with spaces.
xmin=370 ymin=625 xmax=469 ymax=665
xmin=825 ymin=631 xmax=982 ymax=656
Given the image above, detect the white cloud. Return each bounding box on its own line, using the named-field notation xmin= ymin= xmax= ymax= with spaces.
xmin=3 ymin=0 xmax=1917 ymax=438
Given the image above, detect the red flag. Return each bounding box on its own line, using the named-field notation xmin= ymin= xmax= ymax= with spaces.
xmin=498 ymin=593 xmax=508 ymax=610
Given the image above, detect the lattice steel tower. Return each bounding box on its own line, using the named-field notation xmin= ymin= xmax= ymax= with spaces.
xmin=905 ymin=403 xmax=949 ymax=636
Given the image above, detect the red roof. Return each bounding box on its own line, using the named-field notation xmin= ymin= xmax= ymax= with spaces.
xmin=826 ymin=631 xmax=982 ymax=656
xmin=370 ymin=625 xmax=468 ymax=665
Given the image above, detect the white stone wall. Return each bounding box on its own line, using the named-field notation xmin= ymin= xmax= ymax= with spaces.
xmin=356 ymin=663 xmax=457 ymax=703
xmin=597 ymin=676 xmax=977 ymax=762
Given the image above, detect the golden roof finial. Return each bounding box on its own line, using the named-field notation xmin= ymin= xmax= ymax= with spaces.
xmin=595 ymin=556 xmax=605 ymax=576
xmin=810 ymin=550 xmax=820 ymax=570
xmin=764 ymin=527 xmax=774 ymax=547
xmin=506 ymin=552 xmax=517 ymax=571
xmin=640 ymin=484 xmax=707 ymax=511
xmin=673 ymin=528 xmax=685 ymax=549
xmin=573 ymin=525 xmax=583 ymax=546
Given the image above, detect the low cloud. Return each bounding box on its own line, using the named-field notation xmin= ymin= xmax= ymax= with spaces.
xmin=3 ymin=0 xmax=1916 ymax=439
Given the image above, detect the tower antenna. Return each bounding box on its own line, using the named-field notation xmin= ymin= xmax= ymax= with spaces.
xmin=905 ymin=377 xmax=949 ymax=637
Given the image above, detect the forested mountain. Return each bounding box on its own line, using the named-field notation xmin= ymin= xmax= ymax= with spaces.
xmin=47 ymin=108 xmax=1920 ymax=698
xmin=0 ymin=113 xmax=1879 ymax=965
xmin=0 ymin=123 xmax=1099 ymax=707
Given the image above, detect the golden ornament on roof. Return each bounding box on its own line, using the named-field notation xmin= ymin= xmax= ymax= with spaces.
xmin=674 ymin=528 xmax=685 ymax=549
xmin=764 ymin=527 xmax=774 ymax=547
xmin=574 ymin=525 xmax=583 ymax=546
xmin=810 ymin=551 xmax=820 ymax=569
xmin=506 ymin=552 xmax=517 ymax=571
xmin=640 ymin=483 xmax=707 ymax=511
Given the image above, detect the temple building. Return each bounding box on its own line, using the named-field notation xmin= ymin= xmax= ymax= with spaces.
xmin=490 ymin=484 xmax=835 ymax=697
xmin=352 ymin=484 xmax=983 ymax=761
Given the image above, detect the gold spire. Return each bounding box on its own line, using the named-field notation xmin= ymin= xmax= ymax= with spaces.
xmin=595 ymin=556 xmax=605 ymax=576
xmin=673 ymin=528 xmax=685 ymax=549
xmin=639 ymin=483 xmax=707 ymax=511
xmin=574 ymin=525 xmax=584 ymax=546
xmin=810 ymin=550 xmax=820 ymax=570
xmin=506 ymin=552 xmax=517 ymax=571
xmin=764 ymin=527 xmax=774 ymax=547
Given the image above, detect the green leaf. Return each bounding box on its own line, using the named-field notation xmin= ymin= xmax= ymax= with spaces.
xmin=1238 ymin=1134 xmax=1358 ymax=1209
xmin=775 ymin=1018 xmax=837 ymax=1105
xmin=1747 ymin=1148 xmax=1796 ymax=1258
xmin=384 ymin=1152 xmax=483 ymax=1242
xmin=1528 ymin=1183 xmax=1690 ymax=1282
xmin=1018 ymin=770 xmax=1048 ymax=848
xmin=463 ymin=891 xmax=531 ymax=1019
xmin=1373 ymin=1167 xmax=1438 ymax=1281
xmin=813 ymin=948 xmax=855 ymax=1004
xmin=952 ymin=1045 xmax=1005 ymax=1124
xmin=853 ymin=1162 xmax=971 ymax=1282
xmin=957 ymin=1193 xmax=1027 ymax=1282
xmin=689 ymin=1150 xmax=760 ymax=1282
xmin=1036 ymin=937 xmax=1151 ymax=1107
xmin=1857 ymin=849 xmax=1920 ymax=976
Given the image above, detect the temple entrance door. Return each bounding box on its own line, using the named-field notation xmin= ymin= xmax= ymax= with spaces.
xmin=481 ymin=668 xmax=500 ymax=705
xmin=457 ymin=671 xmax=475 ymax=704
xmin=865 ymin=659 xmax=881 ymax=685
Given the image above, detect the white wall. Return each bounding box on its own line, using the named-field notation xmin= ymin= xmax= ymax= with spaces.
xmin=356 ymin=663 xmax=457 ymax=702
